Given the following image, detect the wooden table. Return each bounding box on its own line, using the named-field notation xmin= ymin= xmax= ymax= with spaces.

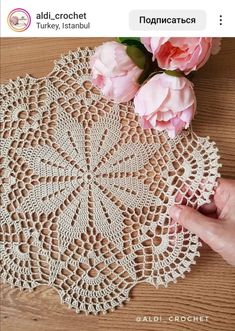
xmin=1 ymin=38 xmax=235 ymax=331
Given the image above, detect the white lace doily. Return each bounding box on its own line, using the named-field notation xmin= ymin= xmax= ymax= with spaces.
xmin=0 ymin=48 xmax=221 ymax=314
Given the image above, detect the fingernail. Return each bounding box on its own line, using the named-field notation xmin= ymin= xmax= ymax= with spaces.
xmin=169 ymin=205 xmax=183 ymax=221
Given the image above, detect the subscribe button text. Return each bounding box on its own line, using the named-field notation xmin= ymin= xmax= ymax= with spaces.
xmin=129 ymin=10 xmax=206 ymax=30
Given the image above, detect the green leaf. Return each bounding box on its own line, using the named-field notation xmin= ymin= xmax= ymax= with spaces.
xmin=116 ymin=37 xmax=147 ymax=52
xmin=137 ymin=53 xmax=159 ymax=85
xmin=165 ymin=70 xmax=184 ymax=77
xmin=117 ymin=38 xmax=161 ymax=85
xmin=126 ymin=45 xmax=146 ymax=69
xmin=117 ymin=37 xmax=141 ymax=44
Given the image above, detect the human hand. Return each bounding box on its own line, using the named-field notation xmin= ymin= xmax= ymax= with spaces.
xmin=169 ymin=178 xmax=235 ymax=266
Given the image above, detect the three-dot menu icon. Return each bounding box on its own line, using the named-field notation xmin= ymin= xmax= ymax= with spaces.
xmin=220 ymin=15 xmax=223 ymax=25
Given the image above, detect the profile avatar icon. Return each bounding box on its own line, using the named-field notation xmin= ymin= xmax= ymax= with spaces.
xmin=8 ymin=8 xmax=31 ymax=32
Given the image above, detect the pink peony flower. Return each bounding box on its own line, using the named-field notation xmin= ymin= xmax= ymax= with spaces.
xmin=90 ymin=41 xmax=143 ymax=103
xmin=141 ymin=37 xmax=221 ymax=74
xmin=134 ymin=72 xmax=196 ymax=138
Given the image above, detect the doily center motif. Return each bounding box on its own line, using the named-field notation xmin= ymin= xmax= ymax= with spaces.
xmin=0 ymin=48 xmax=220 ymax=314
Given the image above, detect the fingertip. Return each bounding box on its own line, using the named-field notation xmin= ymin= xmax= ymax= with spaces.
xmin=169 ymin=205 xmax=184 ymax=221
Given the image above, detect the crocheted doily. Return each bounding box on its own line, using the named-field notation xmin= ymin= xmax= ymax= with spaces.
xmin=0 ymin=48 xmax=220 ymax=314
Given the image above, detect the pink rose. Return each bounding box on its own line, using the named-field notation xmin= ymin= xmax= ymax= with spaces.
xmin=141 ymin=37 xmax=220 ymax=74
xmin=134 ymin=73 xmax=196 ymax=138
xmin=90 ymin=41 xmax=143 ymax=102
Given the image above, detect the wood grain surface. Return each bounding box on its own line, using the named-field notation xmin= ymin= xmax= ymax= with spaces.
xmin=1 ymin=37 xmax=235 ymax=331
